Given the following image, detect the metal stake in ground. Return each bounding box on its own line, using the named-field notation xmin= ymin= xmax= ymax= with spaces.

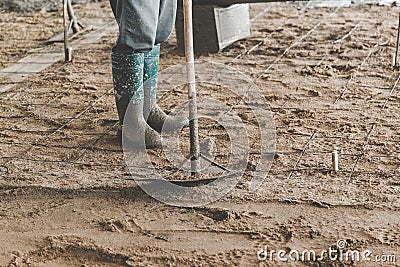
xmin=183 ymin=0 xmax=200 ymax=175
xmin=63 ymin=0 xmax=72 ymax=62
xmin=67 ymin=0 xmax=84 ymax=34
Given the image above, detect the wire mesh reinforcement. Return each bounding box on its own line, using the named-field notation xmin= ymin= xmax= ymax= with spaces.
xmin=0 ymin=1 xmax=399 ymax=188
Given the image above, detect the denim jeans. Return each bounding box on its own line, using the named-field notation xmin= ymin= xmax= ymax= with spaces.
xmin=109 ymin=0 xmax=177 ymax=53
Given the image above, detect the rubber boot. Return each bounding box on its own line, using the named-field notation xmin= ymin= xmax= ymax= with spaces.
xmin=112 ymin=52 xmax=161 ymax=149
xmin=143 ymin=44 xmax=189 ymax=133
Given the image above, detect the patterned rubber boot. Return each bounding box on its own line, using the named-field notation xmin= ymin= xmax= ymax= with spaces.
xmin=143 ymin=44 xmax=189 ymax=133
xmin=112 ymin=52 xmax=161 ymax=149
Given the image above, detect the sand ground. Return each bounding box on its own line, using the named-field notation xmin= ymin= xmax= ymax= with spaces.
xmin=0 ymin=1 xmax=399 ymax=266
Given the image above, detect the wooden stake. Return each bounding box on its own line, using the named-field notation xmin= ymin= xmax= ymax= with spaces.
xmin=332 ymin=148 xmax=339 ymax=173
xmin=395 ymin=13 xmax=400 ymax=68
xmin=63 ymin=0 xmax=72 ymax=62
xmin=183 ymin=0 xmax=200 ymax=175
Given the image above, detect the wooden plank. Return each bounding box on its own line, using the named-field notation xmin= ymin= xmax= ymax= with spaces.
xmin=0 ymin=20 xmax=117 ymax=93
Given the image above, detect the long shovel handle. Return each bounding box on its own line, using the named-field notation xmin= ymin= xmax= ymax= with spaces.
xmin=183 ymin=0 xmax=200 ymax=175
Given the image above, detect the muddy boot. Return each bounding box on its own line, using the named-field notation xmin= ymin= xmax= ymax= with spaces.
xmin=112 ymin=52 xmax=161 ymax=149
xmin=143 ymin=44 xmax=189 ymax=133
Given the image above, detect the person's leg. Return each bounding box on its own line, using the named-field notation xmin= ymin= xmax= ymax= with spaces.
xmin=110 ymin=0 xmax=162 ymax=148
xmin=143 ymin=44 xmax=189 ymax=132
xmin=143 ymin=0 xmax=189 ymax=132
xmin=155 ymin=0 xmax=177 ymax=45
xmin=112 ymin=53 xmax=161 ymax=148
xmin=110 ymin=0 xmax=159 ymax=53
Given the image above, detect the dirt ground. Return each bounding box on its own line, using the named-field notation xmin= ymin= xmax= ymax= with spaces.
xmin=0 ymin=1 xmax=400 ymax=266
xmin=0 ymin=0 xmax=102 ymax=13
